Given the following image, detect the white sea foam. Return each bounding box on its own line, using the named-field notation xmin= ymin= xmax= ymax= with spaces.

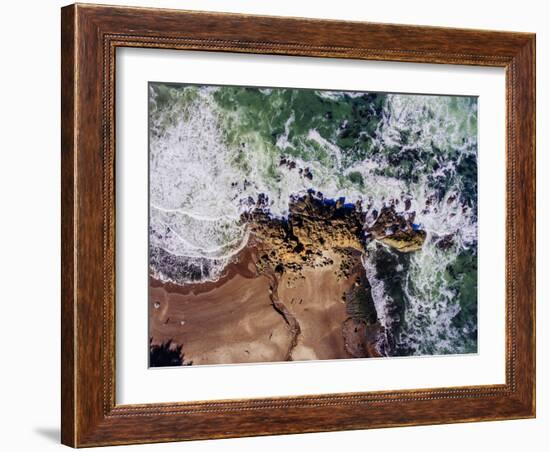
xmin=149 ymin=87 xmax=250 ymax=282
xmin=275 ymin=113 xmax=294 ymax=150
xmin=399 ymin=242 xmax=463 ymax=354
xmin=356 ymin=94 xmax=478 ymax=355
xmin=307 ymin=129 xmax=343 ymax=169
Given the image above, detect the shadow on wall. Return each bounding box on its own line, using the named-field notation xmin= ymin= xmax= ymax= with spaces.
xmin=34 ymin=427 xmax=59 ymax=443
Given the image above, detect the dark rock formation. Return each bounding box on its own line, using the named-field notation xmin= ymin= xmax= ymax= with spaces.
xmin=435 ymin=233 xmax=454 ymax=250
xmin=149 ymin=338 xmax=192 ymax=367
xmin=243 ymin=191 xmax=366 ymax=275
xmin=367 ymin=205 xmax=426 ymax=252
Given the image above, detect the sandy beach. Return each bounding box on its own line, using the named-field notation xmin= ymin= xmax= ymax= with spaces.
xmin=149 ymin=242 xmax=374 ymax=365
xmin=148 ymin=193 xmax=415 ymax=366
xmin=150 ymin=246 xmax=294 ymax=365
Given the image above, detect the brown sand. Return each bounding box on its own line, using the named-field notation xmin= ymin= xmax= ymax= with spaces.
xmin=150 ymin=246 xmax=364 ymax=364
xmin=149 ymin=246 xmax=294 ymax=365
xmin=277 ymin=251 xmax=356 ymax=361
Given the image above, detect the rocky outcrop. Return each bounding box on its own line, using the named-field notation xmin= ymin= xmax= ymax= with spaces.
xmin=243 ymin=191 xmax=365 ymax=276
xmin=435 ymin=233 xmax=454 ymax=251
xmin=366 ymin=205 xmax=426 ymax=252
xmin=240 ymin=192 xmax=426 ymax=361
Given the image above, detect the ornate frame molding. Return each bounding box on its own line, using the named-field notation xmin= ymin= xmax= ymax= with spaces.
xmin=61 ymin=4 xmax=535 ymax=447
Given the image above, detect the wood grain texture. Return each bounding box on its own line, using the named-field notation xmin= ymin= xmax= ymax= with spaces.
xmin=60 ymin=5 xmax=76 ymax=447
xmin=60 ymin=3 xmax=536 ymax=447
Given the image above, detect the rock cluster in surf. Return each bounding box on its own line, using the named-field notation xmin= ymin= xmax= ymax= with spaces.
xmin=244 ymin=191 xmax=426 ymax=275
xmin=367 ymin=205 xmax=426 ymax=252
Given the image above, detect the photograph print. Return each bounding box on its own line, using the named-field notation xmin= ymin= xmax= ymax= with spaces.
xmin=148 ymin=82 xmax=478 ymax=367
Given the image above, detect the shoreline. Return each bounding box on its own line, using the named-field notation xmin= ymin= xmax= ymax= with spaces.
xmin=149 ymin=243 xmax=373 ymax=365
xmin=149 ymin=192 xmax=433 ymax=366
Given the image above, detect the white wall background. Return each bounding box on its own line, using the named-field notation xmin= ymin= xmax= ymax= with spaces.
xmin=0 ymin=1 xmax=545 ymax=450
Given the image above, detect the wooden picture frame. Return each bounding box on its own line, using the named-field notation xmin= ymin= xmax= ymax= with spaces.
xmin=61 ymin=3 xmax=536 ymax=447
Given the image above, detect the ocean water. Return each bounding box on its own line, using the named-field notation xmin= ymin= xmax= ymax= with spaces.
xmin=149 ymin=83 xmax=478 ymax=357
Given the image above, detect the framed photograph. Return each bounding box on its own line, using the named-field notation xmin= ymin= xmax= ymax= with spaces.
xmin=61 ymin=3 xmax=536 ymax=447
